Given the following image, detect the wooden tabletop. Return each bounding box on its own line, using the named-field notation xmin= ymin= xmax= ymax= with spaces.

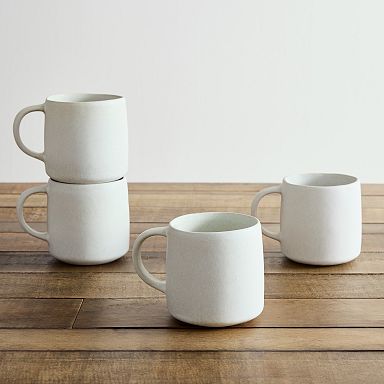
xmin=0 ymin=183 xmax=383 ymax=383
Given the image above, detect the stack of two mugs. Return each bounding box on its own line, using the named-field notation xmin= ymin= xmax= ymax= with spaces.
xmin=13 ymin=94 xmax=130 ymax=265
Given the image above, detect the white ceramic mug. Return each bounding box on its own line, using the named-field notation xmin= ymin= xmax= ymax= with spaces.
xmin=17 ymin=177 xmax=130 ymax=265
xmin=133 ymin=212 xmax=264 ymax=327
xmin=13 ymin=93 xmax=128 ymax=184
xmin=251 ymin=173 xmax=362 ymax=265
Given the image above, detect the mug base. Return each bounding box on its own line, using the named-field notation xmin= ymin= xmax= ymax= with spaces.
xmin=169 ymin=305 xmax=264 ymax=328
xmin=284 ymin=252 xmax=361 ymax=266
xmin=51 ymin=253 xmax=126 ymax=266
xmin=46 ymin=174 xmax=127 ymax=185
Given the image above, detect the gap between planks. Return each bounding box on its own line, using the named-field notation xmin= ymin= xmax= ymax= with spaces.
xmin=70 ymin=298 xmax=83 ymax=329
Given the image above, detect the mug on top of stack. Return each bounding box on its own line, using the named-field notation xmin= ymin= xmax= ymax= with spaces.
xmin=13 ymin=93 xmax=130 ymax=265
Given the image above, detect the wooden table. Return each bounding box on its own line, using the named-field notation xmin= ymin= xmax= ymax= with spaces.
xmin=0 ymin=183 xmax=383 ymax=383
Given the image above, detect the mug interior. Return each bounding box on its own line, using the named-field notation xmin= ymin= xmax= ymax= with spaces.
xmin=170 ymin=212 xmax=258 ymax=233
xmin=47 ymin=93 xmax=122 ymax=103
xmin=284 ymin=173 xmax=357 ymax=187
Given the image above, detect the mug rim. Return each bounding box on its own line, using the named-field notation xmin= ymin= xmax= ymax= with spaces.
xmin=169 ymin=212 xmax=260 ymax=234
xmin=283 ymin=173 xmax=358 ymax=188
xmin=46 ymin=93 xmax=124 ymax=104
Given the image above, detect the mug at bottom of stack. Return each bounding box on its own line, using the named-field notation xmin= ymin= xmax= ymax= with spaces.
xmin=17 ymin=177 xmax=130 ymax=265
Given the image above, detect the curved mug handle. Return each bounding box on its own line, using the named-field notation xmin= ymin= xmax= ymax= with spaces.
xmin=251 ymin=185 xmax=282 ymax=241
xmin=132 ymin=226 xmax=168 ymax=293
xmin=17 ymin=185 xmax=49 ymax=241
xmin=13 ymin=104 xmax=45 ymax=161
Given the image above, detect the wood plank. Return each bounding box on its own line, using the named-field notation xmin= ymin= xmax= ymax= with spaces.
xmin=3 ymin=206 xmax=384 ymax=223
xmin=0 ymin=272 xmax=161 ymax=299
xmin=0 ymin=299 xmax=82 ymax=329
xmin=0 ymin=252 xmax=383 ymax=274
xmin=0 ymin=273 xmax=382 ymax=299
xmin=1 ymin=182 xmax=383 ymax=194
xmin=127 ymin=183 xmax=384 ymax=195
xmin=263 ymin=253 xmax=384 ymax=274
xmin=130 ymin=206 xmax=384 ymax=224
xmin=0 ymin=194 xmax=47 ymax=207
xmin=0 ymin=232 xmax=382 ymax=253
xmin=1 ymin=328 xmax=383 ymax=351
xmin=0 ymin=184 xmax=38 ymax=194
xmin=1 ymin=222 xmax=383 ymax=235
xmin=0 ymin=222 xmax=47 ymax=233
xmin=2 ymin=193 xmax=384 ymax=208
xmin=0 ymin=222 xmax=177 ymax=234
xmin=0 ymin=232 xmax=273 ymax=252
xmin=0 ymin=183 xmax=271 ymax=194
xmin=0 ymin=233 xmax=47 ymax=252
xmin=1 ymin=351 xmax=383 ymax=384
xmin=0 ymin=208 xmax=47 ymax=222
xmin=131 ymin=194 xmax=384 ymax=209
xmin=74 ymin=298 xmax=384 ymax=328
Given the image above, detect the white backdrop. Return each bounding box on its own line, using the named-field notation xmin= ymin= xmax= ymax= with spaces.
xmin=1 ymin=0 xmax=383 ymax=182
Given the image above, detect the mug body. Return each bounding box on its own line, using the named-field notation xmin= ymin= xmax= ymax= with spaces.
xmin=47 ymin=177 xmax=129 ymax=265
xmin=280 ymin=173 xmax=362 ymax=265
xmin=165 ymin=212 xmax=264 ymax=327
xmin=44 ymin=94 xmax=128 ymax=183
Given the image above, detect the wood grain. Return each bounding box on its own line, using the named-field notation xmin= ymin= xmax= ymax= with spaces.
xmin=1 ymin=182 xmax=383 ymax=194
xmin=2 ymin=193 xmax=384 ymax=208
xmin=0 ymin=232 xmax=382 ymax=252
xmin=0 ymin=252 xmax=383 ymax=274
xmin=3 ymin=351 xmax=384 ymax=384
xmin=1 ymin=351 xmax=383 ymax=384
xmin=0 ymin=182 xmax=383 ymax=382
xmin=0 ymin=273 xmax=382 ymax=299
xmin=4 ymin=206 xmax=384 ymax=223
xmin=1 ymin=328 xmax=383 ymax=351
xmin=0 ymin=299 xmax=82 ymax=329
xmin=0 ymin=222 xmax=47 ymax=233
xmin=1 ymin=221 xmax=384 ymax=235
xmin=74 ymin=298 xmax=384 ymax=328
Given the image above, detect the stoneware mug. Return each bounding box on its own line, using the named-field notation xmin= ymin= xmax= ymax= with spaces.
xmin=17 ymin=177 xmax=130 ymax=265
xmin=133 ymin=212 xmax=264 ymax=327
xmin=251 ymin=173 xmax=362 ymax=265
xmin=13 ymin=93 xmax=128 ymax=184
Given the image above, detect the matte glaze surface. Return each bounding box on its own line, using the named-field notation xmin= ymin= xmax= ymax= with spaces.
xmin=133 ymin=212 xmax=264 ymax=327
xmin=252 ymin=173 xmax=362 ymax=265
xmin=17 ymin=178 xmax=130 ymax=265
xmin=13 ymin=93 xmax=128 ymax=183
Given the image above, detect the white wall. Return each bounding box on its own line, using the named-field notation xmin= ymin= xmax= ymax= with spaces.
xmin=1 ymin=0 xmax=383 ymax=182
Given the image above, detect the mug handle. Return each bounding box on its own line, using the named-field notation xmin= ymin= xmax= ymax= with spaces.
xmin=251 ymin=185 xmax=282 ymax=241
xmin=17 ymin=185 xmax=49 ymax=241
xmin=132 ymin=226 xmax=168 ymax=293
xmin=13 ymin=104 xmax=45 ymax=161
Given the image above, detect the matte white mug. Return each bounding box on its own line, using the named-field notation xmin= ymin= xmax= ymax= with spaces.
xmin=17 ymin=177 xmax=130 ymax=265
xmin=252 ymin=173 xmax=362 ymax=265
xmin=13 ymin=93 xmax=128 ymax=184
xmin=133 ymin=212 xmax=264 ymax=327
